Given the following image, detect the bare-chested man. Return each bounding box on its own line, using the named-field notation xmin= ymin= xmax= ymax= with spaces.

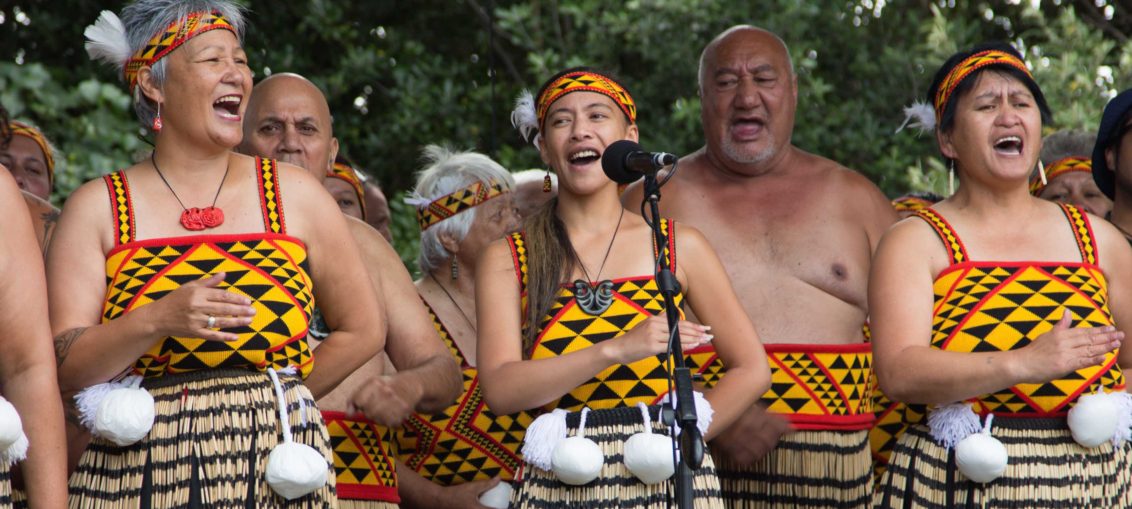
xmin=241 ymin=73 xmax=461 ymax=508
xmin=624 ymin=26 xmax=895 ymax=508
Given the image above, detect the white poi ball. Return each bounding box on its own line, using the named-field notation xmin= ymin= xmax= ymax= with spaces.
xmin=624 ymin=432 xmax=675 ymax=484
xmin=265 ymin=442 xmax=328 ymax=500
xmin=0 ymin=397 xmax=23 ymax=450
xmin=955 ymin=432 xmax=1008 ymax=483
xmin=551 ymin=435 xmax=604 ymax=485
xmin=94 ymin=386 xmax=155 ymax=446
xmin=1068 ymin=392 xmax=1120 ymax=448
xmin=477 ymin=481 xmax=513 ymax=509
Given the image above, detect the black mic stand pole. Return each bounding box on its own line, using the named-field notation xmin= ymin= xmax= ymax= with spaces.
xmin=641 ymin=172 xmax=702 ymax=509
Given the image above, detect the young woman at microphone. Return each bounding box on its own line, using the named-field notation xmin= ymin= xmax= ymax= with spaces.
xmin=476 ymin=66 xmax=770 ymax=508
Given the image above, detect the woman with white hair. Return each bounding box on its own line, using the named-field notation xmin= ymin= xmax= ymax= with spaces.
xmin=51 ymin=1 xmax=384 ymax=506
xmin=395 ymin=145 xmax=526 ymax=508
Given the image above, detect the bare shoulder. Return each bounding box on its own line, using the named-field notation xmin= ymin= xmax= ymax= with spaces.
xmin=346 ymin=216 xmax=405 ymax=272
xmin=875 ymin=214 xmax=946 ymax=267
xmin=478 ymin=234 xmax=519 ymax=274
xmin=1087 ymin=211 xmax=1132 ymax=265
xmin=273 ymin=159 xmax=324 ymax=196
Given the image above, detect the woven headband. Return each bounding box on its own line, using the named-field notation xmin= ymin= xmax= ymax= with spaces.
xmin=934 ymin=50 xmax=1032 ymax=120
xmin=536 ymin=71 xmax=636 ymax=129
xmin=7 ymin=121 xmax=54 ymax=190
xmin=328 ymin=162 xmax=367 ymax=220
xmin=1029 ymin=156 xmax=1091 ymax=195
xmin=413 ymin=179 xmax=506 ymax=231
xmin=125 ymin=11 xmax=236 ymax=92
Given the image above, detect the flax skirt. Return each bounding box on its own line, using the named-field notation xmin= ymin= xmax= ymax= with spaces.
xmin=873 ymin=418 xmax=1132 ymax=508
xmin=511 ymin=405 xmax=724 ymax=509
xmin=336 ymin=501 xmax=396 ymax=509
xmin=68 ymin=369 xmax=337 ymax=509
xmin=713 ymin=429 xmax=872 ymax=509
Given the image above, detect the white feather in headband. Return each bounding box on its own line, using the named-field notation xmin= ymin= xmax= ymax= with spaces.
xmin=84 ymin=10 xmax=131 ymax=69
xmin=894 ymin=100 xmax=936 ymax=135
xmin=511 ymin=89 xmax=540 ymax=146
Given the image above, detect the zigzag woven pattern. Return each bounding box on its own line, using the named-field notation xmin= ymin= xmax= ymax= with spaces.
xmin=922 ymin=205 xmax=1124 ymax=416
xmin=325 ymin=412 xmax=399 ymax=502
xmin=395 ymin=304 xmax=532 ymax=485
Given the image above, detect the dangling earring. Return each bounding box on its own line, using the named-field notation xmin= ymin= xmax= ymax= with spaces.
xmin=1038 ymin=159 xmax=1047 ymax=186
xmin=948 ymin=159 xmax=955 ymax=196
xmin=152 ymin=102 xmax=163 ymax=132
xmin=451 ymin=258 xmax=459 ymax=280
xmin=543 ymin=169 xmax=553 ymax=193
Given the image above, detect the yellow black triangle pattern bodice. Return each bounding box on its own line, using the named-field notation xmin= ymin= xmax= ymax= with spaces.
xmin=918 ymin=204 xmax=1124 ymax=415
xmin=508 ymin=218 xmax=714 ymax=412
xmin=395 ymin=300 xmax=532 ymax=485
xmin=101 ymin=158 xmax=315 ymax=378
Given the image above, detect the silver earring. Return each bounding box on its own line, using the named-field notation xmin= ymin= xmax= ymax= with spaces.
xmin=451 ymin=258 xmax=459 ymax=280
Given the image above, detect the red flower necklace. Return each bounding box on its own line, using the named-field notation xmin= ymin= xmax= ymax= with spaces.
xmin=150 ymin=153 xmax=230 ymax=231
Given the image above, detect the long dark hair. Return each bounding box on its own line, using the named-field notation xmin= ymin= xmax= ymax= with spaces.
xmin=518 ymin=67 xmax=634 ymax=354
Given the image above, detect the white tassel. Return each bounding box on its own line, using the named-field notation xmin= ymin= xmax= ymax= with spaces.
xmin=511 ymin=89 xmax=540 ymax=146
xmin=1110 ymin=391 xmax=1132 ymax=445
xmin=74 ymin=379 xmax=121 ymax=431
xmin=895 ymin=100 xmax=936 ymax=134
xmin=0 ymin=396 xmax=26 ymax=465
xmin=0 ymin=434 xmax=28 ymax=465
xmin=659 ymin=390 xmax=714 ymax=437
xmin=927 ymin=402 xmax=982 ymax=449
xmin=75 ymin=375 xmax=155 ymax=447
xmin=264 ymin=367 xmax=327 ymax=500
xmin=521 ymin=408 xmax=568 ymax=471
xmin=84 ymin=10 xmax=131 ymax=68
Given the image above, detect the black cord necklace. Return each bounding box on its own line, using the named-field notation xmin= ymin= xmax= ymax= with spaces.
xmin=429 ymin=272 xmax=476 ymax=332
xmin=572 ymin=207 xmax=625 ymax=316
xmin=151 ymin=153 xmax=230 ymax=231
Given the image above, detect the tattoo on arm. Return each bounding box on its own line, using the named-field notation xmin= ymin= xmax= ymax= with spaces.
xmin=54 ymin=327 xmax=87 ymax=367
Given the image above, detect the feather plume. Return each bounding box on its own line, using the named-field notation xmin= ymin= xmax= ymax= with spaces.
xmin=895 ymin=100 xmax=936 ymax=135
xmin=403 ymin=194 xmax=433 ymax=208
xmin=84 ymin=10 xmax=131 ymax=68
xmin=511 ymin=89 xmax=540 ymax=146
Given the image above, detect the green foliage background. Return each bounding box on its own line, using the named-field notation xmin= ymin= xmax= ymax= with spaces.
xmin=3 ymin=0 xmax=1132 ymax=272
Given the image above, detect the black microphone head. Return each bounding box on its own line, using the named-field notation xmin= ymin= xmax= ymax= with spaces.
xmin=601 ymin=139 xmax=644 ymax=184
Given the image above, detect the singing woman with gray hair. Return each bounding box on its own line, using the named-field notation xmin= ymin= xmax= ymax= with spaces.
xmin=394 ymin=145 xmax=526 ymax=508
xmin=52 ymin=0 xmax=384 ymax=506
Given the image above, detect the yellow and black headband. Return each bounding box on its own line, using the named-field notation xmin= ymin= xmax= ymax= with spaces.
xmin=327 ymin=162 xmax=367 ymax=220
xmin=7 ymin=121 xmax=54 ymax=190
xmin=124 ymin=11 xmax=236 ymax=93
xmin=934 ymin=50 xmax=1032 ymax=121
xmin=411 ymin=179 xmax=507 ymax=231
xmin=536 ymin=71 xmax=636 ymax=129
xmin=1030 ymin=156 xmax=1091 ymax=195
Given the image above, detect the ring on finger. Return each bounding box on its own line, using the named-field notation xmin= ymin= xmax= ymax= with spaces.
xmin=207 ymin=315 xmax=217 ymax=329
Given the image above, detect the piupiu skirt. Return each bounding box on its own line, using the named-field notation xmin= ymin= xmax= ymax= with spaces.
xmin=873 ymin=417 xmax=1132 ymax=508
xmin=713 ymin=429 xmax=872 ymax=509
xmin=68 ymin=368 xmax=337 ymax=508
xmin=511 ymin=405 xmax=724 ymax=509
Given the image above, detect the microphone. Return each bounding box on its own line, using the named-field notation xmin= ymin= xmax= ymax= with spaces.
xmin=601 ymin=140 xmax=677 ymax=184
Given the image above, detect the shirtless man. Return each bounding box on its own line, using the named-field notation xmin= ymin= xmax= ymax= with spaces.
xmin=240 ymin=73 xmax=461 ymax=508
xmin=624 ymin=26 xmax=895 ymax=508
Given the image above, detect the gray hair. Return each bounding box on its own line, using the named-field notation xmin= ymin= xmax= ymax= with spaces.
xmin=413 ymin=145 xmax=515 ymax=274
xmin=697 ymin=25 xmax=794 ymax=94
xmin=120 ymin=0 xmax=246 ymax=128
xmin=1040 ymin=129 xmax=1095 ymax=166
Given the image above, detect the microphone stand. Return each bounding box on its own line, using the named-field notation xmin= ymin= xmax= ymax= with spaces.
xmin=641 ymin=172 xmax=702 ymax=509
